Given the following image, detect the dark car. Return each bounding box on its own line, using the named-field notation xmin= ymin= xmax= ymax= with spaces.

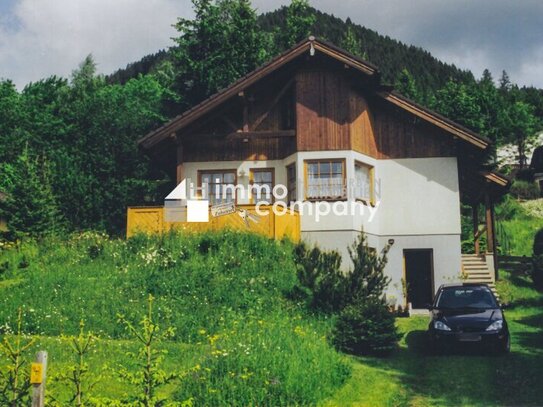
xmin=428 ymin=283 xmax=510 ymax=354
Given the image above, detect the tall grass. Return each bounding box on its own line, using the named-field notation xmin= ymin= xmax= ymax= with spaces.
xmin=495 ymin=197 xmax=543 ymax=256
xmin=0 ymin=231 xmax=350 ymax=405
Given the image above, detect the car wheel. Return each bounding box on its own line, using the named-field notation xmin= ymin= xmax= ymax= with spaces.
xmin=502 ymin=335 xmax=511 ymax=354
xmin=428 ymin=336 xmax=441 ymax=355
xmin=495 ymin=335 xmax=510 ymax=355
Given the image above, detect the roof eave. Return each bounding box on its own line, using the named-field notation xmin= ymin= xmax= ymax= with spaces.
xmin=139 ymin=37 xmax=379 ymax=150
xmin=377 ymin=90 xmax=490 ymax=150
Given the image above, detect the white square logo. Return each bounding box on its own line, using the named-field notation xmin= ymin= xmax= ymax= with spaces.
xmin=187 ymin=200 xmax=209 ymax=223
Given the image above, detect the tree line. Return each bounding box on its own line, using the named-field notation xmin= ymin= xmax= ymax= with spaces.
xmin=0 ymin=0 xmax=542 ymax=237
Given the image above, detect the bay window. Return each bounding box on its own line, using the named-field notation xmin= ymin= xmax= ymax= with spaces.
xmin=305 ymin=159 xmax=346 ymax=200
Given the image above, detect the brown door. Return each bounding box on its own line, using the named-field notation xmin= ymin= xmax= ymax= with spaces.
xmin=404 ymin=249 xmax=434 ymax=309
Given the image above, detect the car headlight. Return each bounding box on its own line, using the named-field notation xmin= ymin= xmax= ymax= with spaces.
xmin=486 ymin=320 xmax=503 ymax=331
xmin=434 ymin=321 xmax=451 ymax=331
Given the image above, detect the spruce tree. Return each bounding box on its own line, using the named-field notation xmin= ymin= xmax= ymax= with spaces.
xmin=1 ymin=147 xmax=64 ymax=237
xmin=332 ymin=233 xmax=400 ymax=356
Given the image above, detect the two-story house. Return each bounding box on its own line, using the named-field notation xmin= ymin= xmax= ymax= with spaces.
xmin=129 ymin=37 xmax=509 ymax=309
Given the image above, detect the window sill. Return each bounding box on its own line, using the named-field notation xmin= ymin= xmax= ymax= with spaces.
xmin=355 ymin=198 xmax=376 ymax=207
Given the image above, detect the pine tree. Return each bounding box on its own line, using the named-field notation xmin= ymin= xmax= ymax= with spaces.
xmin=332 ymin=233 xmax=400 ymax=356
xmin=395 ymin=68 xmax=421 ymax=102
xmin=341 ymin=25 xmax=362 ymax=57
xmin=0 ymin=147 xmax=64 ymax=237
xmin=346 ymin=232 xmax=391 ymax=301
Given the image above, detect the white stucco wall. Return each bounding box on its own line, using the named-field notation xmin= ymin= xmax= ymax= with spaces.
xmin=297 ymin=154 xmax=462 ymax=306
xmin=377 ymin=157 xmax=461 ymax=235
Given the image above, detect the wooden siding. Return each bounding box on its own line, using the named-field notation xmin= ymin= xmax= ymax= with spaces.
xmin=183 ymin=137 xmax=295 ymax=162
xmin=294 ymin=65 xmax=455 ymax=159
xmin=175 ymin=61 xmax=457 ymax=165
xmin=372 ymin=103 xmax=457 ymax=158
xmin=182 ymin=73 xmax=296 ymax=162
xmin=349 ymin=88 xmax=378 ymax=156
xmin=296 ymin=69 xmax=351 ymax=151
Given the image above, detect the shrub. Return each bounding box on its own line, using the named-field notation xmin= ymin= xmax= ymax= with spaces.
xmin=346 ymin=233 xmax=390 ymax=301
xmin=532 ymin=228 xmax=543 ymax=289
xmin=510 ymin=180 xmax=540 ymax=200
xmin=293 ymin=243 xmax=345 ymax=312
xmin=331 ymin=233 xmax=399 ymax=356
xmin=332 ymin=298 xmax=400 ymax=356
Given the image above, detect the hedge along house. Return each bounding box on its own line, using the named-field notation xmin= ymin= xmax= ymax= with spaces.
xmin=132 ymin=37 xmax=509 ymax=309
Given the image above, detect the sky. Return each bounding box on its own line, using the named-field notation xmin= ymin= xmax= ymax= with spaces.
xmin=0 ymin=0 xmax=542 ymax=89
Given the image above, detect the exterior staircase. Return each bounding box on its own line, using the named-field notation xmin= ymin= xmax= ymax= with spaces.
xmin=461 ymin=254 xmax=499 ymax=300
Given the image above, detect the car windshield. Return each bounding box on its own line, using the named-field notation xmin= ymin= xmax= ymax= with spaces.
xmin=436 ymin=286 xmax=497 ymax=309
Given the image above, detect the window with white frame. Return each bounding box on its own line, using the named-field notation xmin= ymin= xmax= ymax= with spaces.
xmin=305 ymin=159 xmax=346 ymax=200
xmin=354 ymin=161 xmax=374 ymax=203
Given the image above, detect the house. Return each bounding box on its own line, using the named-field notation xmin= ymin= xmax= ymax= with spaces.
xmin=130 ymin=37 xmax=509 ymax=309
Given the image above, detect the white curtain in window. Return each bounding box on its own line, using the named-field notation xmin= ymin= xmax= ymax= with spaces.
xmin=355 ymin=164 xmax=371 ymax=200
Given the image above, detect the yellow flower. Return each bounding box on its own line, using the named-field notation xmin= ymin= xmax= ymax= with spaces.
xmin=198 ymin=329 xmax=206 ymax=335
xmin=294 ymin=326 xmax=306 ymax=336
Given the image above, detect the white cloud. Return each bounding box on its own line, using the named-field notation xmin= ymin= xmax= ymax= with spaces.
xmin=517 ymin=46 xmax=543 ymax=88
xmin=0 ymin=0 xmax=193 ymax=88
xmin=1 ymin=0 xmax=542 ymax=89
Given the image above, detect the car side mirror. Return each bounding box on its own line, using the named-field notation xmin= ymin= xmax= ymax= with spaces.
xmin=426 ymin=303 xmax=433 ymax=310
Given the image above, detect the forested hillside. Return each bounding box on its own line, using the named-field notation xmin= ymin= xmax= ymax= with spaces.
xmin=111 ymin=6 xmax=473 ymax=96
xmin=1 ymin=0 xmax=542 ymax=236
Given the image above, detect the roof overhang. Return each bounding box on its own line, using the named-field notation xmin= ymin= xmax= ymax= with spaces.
xmin=460 ymin=169 xmax=511 ymax=204
xmin=376 ymin=90 xmax=490 ymax=150
xmin=139 ymin=37 xmax=379 ymax=150
xmin=139 ymin=36 xmax=492 ymax=156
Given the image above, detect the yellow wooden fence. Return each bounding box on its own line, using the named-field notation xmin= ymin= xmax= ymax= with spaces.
xmin=126 ymin=205 xmax=300 ymax=241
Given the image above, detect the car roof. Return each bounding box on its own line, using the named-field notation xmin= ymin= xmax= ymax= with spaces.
xmin=438 ymin=283 xmax=491 ymax=289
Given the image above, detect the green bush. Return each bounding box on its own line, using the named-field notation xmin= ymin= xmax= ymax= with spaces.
xmin=331 ymin=298 xmax=400 ymax=356
xmin=293 ymin=243 xmax=345 ymax=312
xmin=510 ymin=180 xmax=540 ymax=200
xmin=330 ymin=233 xmax=399 ymax=356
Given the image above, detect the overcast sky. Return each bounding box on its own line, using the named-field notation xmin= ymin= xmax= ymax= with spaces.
xmin=1 ymin=0 xmax=542 ymax=89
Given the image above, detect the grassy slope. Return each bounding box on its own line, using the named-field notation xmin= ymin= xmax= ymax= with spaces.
xmin=498 ymin=198 xmax=543 ymax=256
xmin=0 ymin=232 xmax=349 ymax=405
xmin=325 ymin=270 xmax=543 ymax=406
xmin=1 ymin=232 xmax=542 ymax=405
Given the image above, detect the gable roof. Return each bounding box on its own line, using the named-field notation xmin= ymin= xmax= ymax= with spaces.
xmin=139 ymin=36 xmax=490 ymax=151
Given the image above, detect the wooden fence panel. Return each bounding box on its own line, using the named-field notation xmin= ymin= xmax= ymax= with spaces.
xmin=127 ymin=205 xmax=300 ymax=242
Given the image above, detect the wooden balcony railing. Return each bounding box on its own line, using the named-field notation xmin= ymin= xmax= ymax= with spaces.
xmin=126 ymin=205 xmax=300 ymax=241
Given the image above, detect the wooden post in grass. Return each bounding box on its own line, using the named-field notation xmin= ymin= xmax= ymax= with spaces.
xmin=31 ymin=351 xmax=47 ymax=407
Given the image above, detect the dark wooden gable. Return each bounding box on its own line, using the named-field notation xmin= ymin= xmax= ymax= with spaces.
xmin=294 ymin=56 xmax=457 ymax=159
xmin=181 ymin=64 xmax=298 ymax=162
